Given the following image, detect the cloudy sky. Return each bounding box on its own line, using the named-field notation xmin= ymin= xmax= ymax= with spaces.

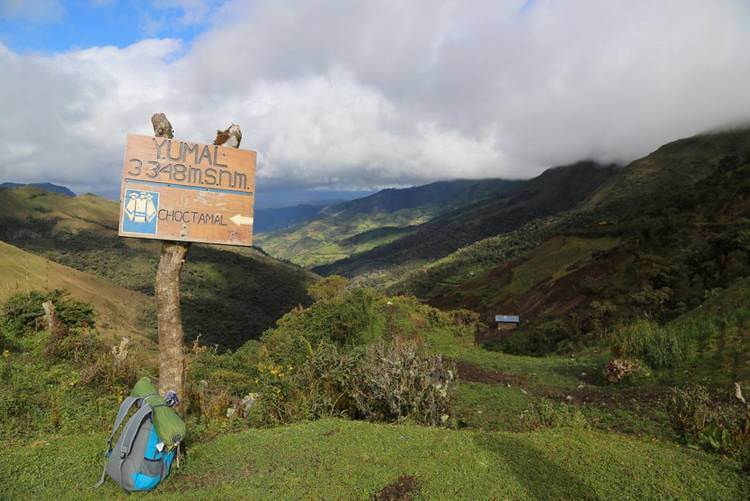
xmin=1 ymin=0 xmax=750 ymax=202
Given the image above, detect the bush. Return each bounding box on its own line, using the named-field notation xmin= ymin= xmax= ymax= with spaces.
xmin=186 ymin=287 xmax=469 ymax=429
xmin=250 ymin=337 xmax=457 ymax=428
xmin=666 ymin=384 xmax=715 ymax=440
xmin=252 ymin=340 xmax=360 ymax=426
xmin=2 ymin=289 xmax=95 ymax=337
xmin=611 ymin=320 xmax=690 ymax=369
xmin=665 ymin=383 xmax=749 ymax=458
xmin=603 ymin=358 xmax=649 ymax=384
xmin=307 ymin=275 xmax=348 ymax=302
xmin=350 ymin=339 xmax=455 ymax=426
xmin=260 ymin=287 xmax=382 ymax=367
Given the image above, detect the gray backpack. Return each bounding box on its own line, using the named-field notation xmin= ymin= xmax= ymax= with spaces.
xmin=95 ymin=396 xmax=177 ymax=492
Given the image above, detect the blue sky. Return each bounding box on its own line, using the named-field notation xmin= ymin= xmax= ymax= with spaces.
xmin=0 ymin=0 xmax=211 ymax=53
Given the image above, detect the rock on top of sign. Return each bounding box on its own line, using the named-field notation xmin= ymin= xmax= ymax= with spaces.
xmin=152 ymin=113 xmax=174 ymax=140
xmin=214 ymin=124 xmax=242 ymax=148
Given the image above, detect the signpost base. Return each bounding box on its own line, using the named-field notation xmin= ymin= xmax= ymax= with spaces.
xmin=155 ymin=240 xmax=189 ymax=397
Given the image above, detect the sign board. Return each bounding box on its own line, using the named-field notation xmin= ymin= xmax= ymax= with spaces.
xmin=118 ymin=134 xmax=256 ymax=246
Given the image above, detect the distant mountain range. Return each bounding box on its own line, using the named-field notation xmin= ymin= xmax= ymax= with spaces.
xmin=314 ymin=161 xmax=617 ymax=276
xmin=254 ymin=128 xmax=750 ymax=356
xmin=4 ymin=128 xmax=750 ymax=355
xmin=0 ymin=182 xmax=75 ymax=197
xmin=255 ymin=178 xmax=522 ymax=267
xmin=254 ymin=203 xmax=328 ymax=233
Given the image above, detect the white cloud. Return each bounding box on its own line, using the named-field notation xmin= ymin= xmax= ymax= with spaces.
xmin=1 ymin=0 xmax=750 ymax=194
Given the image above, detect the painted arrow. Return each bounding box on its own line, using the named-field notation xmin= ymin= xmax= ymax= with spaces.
xmin=230 ymin=214 xmax=254 ymax=226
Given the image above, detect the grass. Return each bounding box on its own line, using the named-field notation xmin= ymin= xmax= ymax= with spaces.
xmin=0 ymin=240 xmax=155 ymax=347
xmin=425 ymin=327 xmax=604 ymax=392
xmin=0 ymin=187 xmax=316 ymax=349
xmin=470 ymin=235 xmax=618 ymax=307
xmin=2 ymin=418 xmax=747 ymax=500
xmin=256 ymin=208 xmax=435 ymax=267
xmin=453 ymin=382 xmax=532 ymax=431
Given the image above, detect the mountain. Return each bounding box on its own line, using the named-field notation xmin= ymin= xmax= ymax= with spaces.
xmin=0 ymin=182 xmax=75 ymax=197
xmin=0 ymin=240 xmax=154 ymax=348
xmin=0 ymin=186 xmax=316 ymax=349
xmin=254 ymin=203 xmax=327 ymax=233
xmin=255 ymin=178 xmax=523 ymax=267
xmin=315 ymin=161 xmax=617 ymax=277
xmin=384 ymin=129 xmax=750 ymax=353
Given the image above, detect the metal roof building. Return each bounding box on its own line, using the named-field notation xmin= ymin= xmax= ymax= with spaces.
xmin=495 ymin=315 xmax=520 ymax=323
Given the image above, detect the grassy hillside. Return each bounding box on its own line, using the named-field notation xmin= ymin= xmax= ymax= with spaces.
xmin=316 ymin=161 xmax=617 ymax=277
xmin=1 ymin=282 xmax=747 ymax=496
xmin=0 ymin=240 xmax=154 ymax=347
xmin=3 ymin=418 xmax=746 ymax=500
xmin=1 ymin=282 xmax=748 ymax=499
xmin=379 ymin=130 xmax=750 ymax=351
xmin=0 ymin=187 xmax=315 ymax=349
xmin=256 ymin=178 xmax=521 ymax=267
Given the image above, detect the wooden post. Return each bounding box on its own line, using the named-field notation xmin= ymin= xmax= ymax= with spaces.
xmin=151 ymin=113 xmax=190 ymax=398
xmin=150 ymin=113 xmax=243 ymax=399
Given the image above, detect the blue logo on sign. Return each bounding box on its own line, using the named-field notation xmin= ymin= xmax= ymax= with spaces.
xmin=122 ymin=189 xmax=159 ymax=235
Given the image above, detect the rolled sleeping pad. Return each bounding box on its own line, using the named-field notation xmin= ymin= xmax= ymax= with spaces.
xmin=130 ymin=376 xmax=186 ymax=450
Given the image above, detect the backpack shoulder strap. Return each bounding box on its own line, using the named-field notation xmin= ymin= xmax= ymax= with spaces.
xmin=108 ymin=396 xmax=139 ymax=447
xmin=94 ymin=399 xmax=152 ymax=489
xmin=95 ymin=396 xmax=140 ymax=488
xmin=119 ymin=402 xmax=153 ymax=458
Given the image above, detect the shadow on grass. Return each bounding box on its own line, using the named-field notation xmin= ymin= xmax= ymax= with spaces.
xmin=474 ymin=433 xmax=599 ymax=500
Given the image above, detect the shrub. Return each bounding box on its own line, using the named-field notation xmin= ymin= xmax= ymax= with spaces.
xmin=307 ymin=275 xmax=348 ymax=302
xmin=2 ymin=290 xmax=95 ymax=337
xmin=665 ymin=383 xmax=749 ymax=457
xmin=611 ymin=320 xmax=690 ymax=369
xmin=260 ymin=287 xmax=383 ymax=368
xmin=249 ymin=340 xmax=360 ymax=427
xmin=350 ymin=339 xmax=455 ymax=426
xmin=603 ymin=358 xmax=648 ymax=384
xmin=665 ymin=384 xmax=714 ymax=440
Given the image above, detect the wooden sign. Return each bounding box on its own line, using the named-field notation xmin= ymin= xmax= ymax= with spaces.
xmin=118 ymin=134 xmax=256 ymax=246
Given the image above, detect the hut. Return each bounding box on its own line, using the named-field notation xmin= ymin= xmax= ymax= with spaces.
xmin=495 ymin=315 xmax=520 ymax=330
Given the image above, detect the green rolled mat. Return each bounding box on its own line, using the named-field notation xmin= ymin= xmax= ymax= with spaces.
xmin=130 ymin=376 xmax=186 ymax=449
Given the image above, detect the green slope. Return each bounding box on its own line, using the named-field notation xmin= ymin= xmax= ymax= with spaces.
xmin=2 ymin=419 xmax=746 ymax=500
xmin=256 ymin=178 xmax=521 ymax=267
xmin=0 ymin=240 xmax=154 ymax=348
xmin=315 ymin=161 xmax=617 ymax=278
xmin=0 ymin=187 xmax=316 ymax=349
xmin=383 ymin=129 xmax=750 ymax=349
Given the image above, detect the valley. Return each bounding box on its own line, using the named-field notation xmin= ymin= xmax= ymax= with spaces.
xmin=2 ymin=128 xmax=749 ymax=499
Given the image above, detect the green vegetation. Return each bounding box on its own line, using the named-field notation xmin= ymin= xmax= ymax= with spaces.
xmin=3 ymin=419 xmax=747 ymax=500
xmin=2 ymin=280 xmax=748 ymax=499
xmin=0 ymin=187 xmax=315 ymax=349
xmin=0 ymin=240 xmax=154 ymax=345
xmin=257 ymin=178 xmax=521 ymax=267
xmin=611 ymin=320 xmax=690 ymax=370
xmin=3 ymin=130 xmax=750 ymax=498
xmin=2 ymin=289 xmax=95 ymax=337
xmin=317 ymin=161 xmax=616 ymax=277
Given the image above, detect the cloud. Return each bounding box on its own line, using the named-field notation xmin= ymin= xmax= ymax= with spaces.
xmin=0 ymin=0 xmax=65 ymax=23
xmin=1 ymin=0 xmax=750 ymax=195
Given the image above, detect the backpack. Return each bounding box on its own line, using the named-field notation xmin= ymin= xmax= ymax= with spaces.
xmin=95 ymin=381 xmax=184 ymax=492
